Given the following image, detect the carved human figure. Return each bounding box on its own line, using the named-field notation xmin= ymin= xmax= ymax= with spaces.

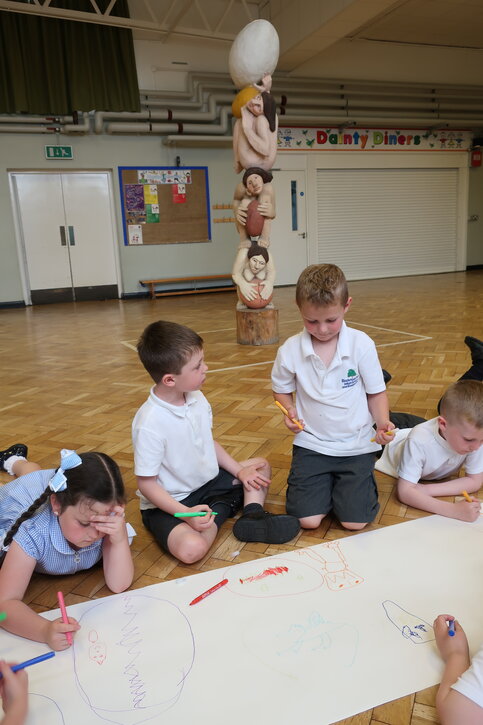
xmin=233 ymin=167 xmax=275 ymax=249
xmin=233 ymin=90 xmax=278 ymax=173
xmin=232 ymin=243 xmax=275 ymax=309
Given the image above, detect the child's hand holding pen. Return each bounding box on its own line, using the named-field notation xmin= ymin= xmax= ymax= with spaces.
xmin=0 ymin=660 xmax=28 ymax=724
xmin=433 ymin=614 xmax=470 ymax=663
xmin=454 ymin=491 xmax=481 ymax=522
xmin=371 ymin=423 xmax=396 ymax=445
xmin=182 ymin=506 xmax=217 ymax=531
xmin=274 ymin=400 xmax=305 ymax=434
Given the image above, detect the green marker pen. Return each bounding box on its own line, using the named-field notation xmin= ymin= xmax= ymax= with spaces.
xmin=173 ymin=512 xmax=218 ymax=518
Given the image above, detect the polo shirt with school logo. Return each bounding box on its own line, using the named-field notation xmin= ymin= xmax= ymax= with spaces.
xmin=271 ymin=322 xmax=385 ymax=457
xmin=133 ymin=388 xmax=219 ymax=507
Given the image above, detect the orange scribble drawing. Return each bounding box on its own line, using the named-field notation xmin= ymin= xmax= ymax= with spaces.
xmin=296 ymin=542 xmax=364 ymax=591
xmin=240 ymin=566 xmax=288 ymax=584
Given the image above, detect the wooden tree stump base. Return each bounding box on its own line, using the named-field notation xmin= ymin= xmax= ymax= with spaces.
xmin=236 ymin=307 xmax=279 ymax=345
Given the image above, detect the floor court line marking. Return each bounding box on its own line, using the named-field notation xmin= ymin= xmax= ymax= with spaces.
xmin=121 ymin=325 xmax=433 ymax=374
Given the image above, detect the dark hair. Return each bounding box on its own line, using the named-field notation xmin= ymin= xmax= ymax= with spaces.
xmin=137 ymin=320 xmax=203 ymax=383
xmin=2 ymin=452 xmax=125 ymax=550
xmin=261 ymin=91 xmax=277 ymax=132
xmin=247 ymin=244 xmax=269 ymax=263
xmin=242 ymin=167 xmax=273 ymax=186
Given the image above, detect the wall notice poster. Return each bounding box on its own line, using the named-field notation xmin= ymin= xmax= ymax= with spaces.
xmin=119 ymin=167 xmax=210 ymax=245
xmin=172 ymin=184 xmax=186 ymax=204
xmin=128 ymin=224 xmax=143 ymax=245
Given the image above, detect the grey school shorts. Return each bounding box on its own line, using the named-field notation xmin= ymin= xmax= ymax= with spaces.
xmin=286 ymin=445 xmax=380 ymax=524
xmin=141 ymin=468 xmax=241 ymax=552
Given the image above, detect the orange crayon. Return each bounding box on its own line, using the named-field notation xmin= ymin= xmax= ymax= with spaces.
xmin=274 ymin=400 xmax=304 ymax=431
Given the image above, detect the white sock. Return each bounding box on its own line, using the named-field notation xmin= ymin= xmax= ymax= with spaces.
xmin=4 ymin=455 xmax=26 ymax=476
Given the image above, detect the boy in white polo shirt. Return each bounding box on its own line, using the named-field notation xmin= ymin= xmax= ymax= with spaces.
xmin=133 ymin=320 xmax=299 ymax=564
xmin=271 ymin=264 xmax=394 ymax=531
xmin=377 ymin=379 xmax=483 ymax=521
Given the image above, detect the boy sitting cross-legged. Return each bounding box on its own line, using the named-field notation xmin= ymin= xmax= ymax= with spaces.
xmin=132 ymin=321 xmax=300 ymax=564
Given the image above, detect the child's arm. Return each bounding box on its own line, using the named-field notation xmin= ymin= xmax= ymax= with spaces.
xmin=213 ymin=441 xmax=270 ymax=491
xmin=421 ymin=472 xmax=482 ymax=498
xmin=397 ymin=476 xmax=481 ymax=521
xmin=0 ymin=543 xmax=79 ymax=650
xmin=366 ymin=391 xmax=394 ymax=444
xmin=0 ymin=662 xmax=28 ymax=725
xmin=273 ymin=392 xmax=305 ymax=434
xmin=94 ymin=505 xmax=133 ymax=593
xmin=137 ymin=477 xmax=214 ymax=532
xmin=433 ymin=615 xmax=482 ymax=725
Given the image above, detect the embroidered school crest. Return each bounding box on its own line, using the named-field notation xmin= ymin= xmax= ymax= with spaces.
xmin=341 ymin=369 xmax=359 ymax=388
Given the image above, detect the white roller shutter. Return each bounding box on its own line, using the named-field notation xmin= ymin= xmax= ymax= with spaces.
xmin=316 ymin=167 xmax=458 ymax=279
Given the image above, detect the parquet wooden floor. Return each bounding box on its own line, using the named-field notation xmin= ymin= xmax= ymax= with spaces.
xmin=0 ymin=269 xmax=482 ymax=724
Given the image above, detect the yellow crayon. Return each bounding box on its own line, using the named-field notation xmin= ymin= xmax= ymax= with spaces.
xmin=274 ymin=400 xmax=304 ymax=431
xmin=370 ymin=429 xmax=395 ymax=443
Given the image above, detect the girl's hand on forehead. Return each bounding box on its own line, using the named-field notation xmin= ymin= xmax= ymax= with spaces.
xmin=90 ymin=505 xmax=127 ymax=544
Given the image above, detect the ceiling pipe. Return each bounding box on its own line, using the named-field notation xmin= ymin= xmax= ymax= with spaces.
xmin=63 ymin=113 xmax=91 ymax=133
xmin=106 ymin=106 xmax=231 ymax=135
xmin=0 ymin=116 xmax=60 ymax=124
xmin=0 ymin=125 xmax=57 ymax=133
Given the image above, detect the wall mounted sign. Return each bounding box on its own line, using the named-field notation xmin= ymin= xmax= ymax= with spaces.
xmin=278 ymin=127 xmax=472 ymax=151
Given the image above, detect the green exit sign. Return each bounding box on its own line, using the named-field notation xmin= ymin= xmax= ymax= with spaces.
xmin=45 ymin=145 xmax=73 ymax=159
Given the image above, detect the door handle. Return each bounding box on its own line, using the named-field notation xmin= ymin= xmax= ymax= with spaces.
xmin=68 ymin=226 xmax=75 ymax=246
xmin=59 ymin=226 xmax=66 ymax=246
xmin=298 ymin=232 xmax=306 ymax=238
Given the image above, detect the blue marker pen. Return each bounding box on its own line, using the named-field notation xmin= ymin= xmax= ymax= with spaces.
xmin=448 ymin=620 xmax=456 ymax=637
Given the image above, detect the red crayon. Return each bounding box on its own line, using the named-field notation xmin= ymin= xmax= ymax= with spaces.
xmin=189 ymin=578 xmax=228 ymax=606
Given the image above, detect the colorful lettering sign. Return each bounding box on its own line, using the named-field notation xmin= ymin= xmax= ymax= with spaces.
xmin=277 ymin=127 xmax=472 ymax=151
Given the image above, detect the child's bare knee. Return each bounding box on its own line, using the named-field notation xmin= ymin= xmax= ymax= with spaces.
xmin=340 ymin=521 xmax=367 ymax=531
xmin=300 ymin=515 xmax=324 ymax=529
xmin=172 ymin=536 xmax=207 ymax=565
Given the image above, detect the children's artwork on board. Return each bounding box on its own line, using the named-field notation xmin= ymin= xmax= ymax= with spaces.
xmin=3 ymin=514 xmax=483 ymax=725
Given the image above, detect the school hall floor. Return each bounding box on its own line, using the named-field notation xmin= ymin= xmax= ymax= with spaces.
xmin=1 ymin=269 xmax=482 ymax=725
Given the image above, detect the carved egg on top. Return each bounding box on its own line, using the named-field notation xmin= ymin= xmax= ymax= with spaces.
xmin=229 ymin=20 xmax=279 ymax=90
xmin=245 ymin=199 xmax=265 ymax=238
xmin=238 ymin=281 xmax=273 ymax=309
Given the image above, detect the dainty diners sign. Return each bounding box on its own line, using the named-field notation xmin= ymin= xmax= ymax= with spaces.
xmin=277 ymin=127 xmax=472 ymax=151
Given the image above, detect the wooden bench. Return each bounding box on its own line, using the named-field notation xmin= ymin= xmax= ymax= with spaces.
xmin=140 ymin=274 xmax=236 ymax=299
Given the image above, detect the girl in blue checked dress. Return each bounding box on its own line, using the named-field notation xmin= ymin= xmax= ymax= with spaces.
xmin=0 ymin=449 xmax=134 ymax=651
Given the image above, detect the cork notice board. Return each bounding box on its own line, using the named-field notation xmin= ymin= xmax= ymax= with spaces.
xmin=118 ymin=166 xmax=211 ymax=245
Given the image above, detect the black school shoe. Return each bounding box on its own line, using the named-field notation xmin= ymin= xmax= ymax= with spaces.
xmin=233 ymin=504 xmax=300 ymax=545
xmin=465 ymin=336 xmax=483 ymax=363
xmin=0 ymin=443 xmax=28 ymax=472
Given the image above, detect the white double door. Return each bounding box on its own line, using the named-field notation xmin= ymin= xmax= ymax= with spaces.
xmin=12 ymin=172 xmax=120 ymax=304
